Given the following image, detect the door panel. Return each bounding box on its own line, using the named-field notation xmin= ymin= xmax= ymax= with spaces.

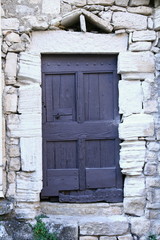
xmin=41 ymin=54 xmax=123 ymax=202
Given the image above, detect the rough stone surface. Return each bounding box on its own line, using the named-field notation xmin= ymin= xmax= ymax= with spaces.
xmin=154 ymin=7 xmax=160 ymax=30
xmin=144 ymin=162 xmax=157 ymax=176
xmin=4 ymin=86 xmax=18 ymax=113
xmin=9 ymin=158 xmax=20 ymax=171
xmin=29 ymin=31 xmax=128 ymax=54
xmin=64 ymin=0 xmax=86 ymax=6
xmin=118 ymin=52 xmax=155 ymax=73
xmin=119 ymin=80 xmax=142 ymax=115
xmin=80 ymin=237 xmax=98 ymax=240
xmin=1 ymin=18 xmax=19 ymax=30
xmin=8 ymin=145 xmax=20 ymax=158
xmin=115 ymin=0 xmax=129 ymax=7
xmin=79 ymin=216 xmax=129 ymax=236
xmin=112 ymin=12 xmax=147 ymax=30
xmin=100 ymin=237 xmax=117 ymax=240
xmin=127 ymin=6 xmax=152 ymax=15
xmin=42 ymin=0 xmax=60 ymax=14
xmin=0 ymin=200 xmax=13 ymax=216
xmin=5 ymin=33 xmax=21 ymax=43
xmin=147 ymin=142 xmax=160 ymax=151
xmin=124 ymin=176 xmax=145 ymax=197
xmin=119 ymin=114 xmax=154 ymax=140
xmin=118 ymin=235 xmax=133 ymax=240
xmin=124 ymin=197 xmax=145 ymax=216
xmin=129 ymin=0 xmax=150 ymax=6
xmin=143 ymin=100 xmax=158 ymax=113
xmin=87 ymin=0 xmax=114 ymax=5
xmin=130 ymin=217 xmax=150 ymax=236
xmin=5 ymin=53 xmax=17 ymax=83
xmin=132 ymin=30 xmax=156 ymax=41
xmin=0 ymin=225 xmax=12 ymax=240
xmin=129 ymin=42 xmax=151 ymax=51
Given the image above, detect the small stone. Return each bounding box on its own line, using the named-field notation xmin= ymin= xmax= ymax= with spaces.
xmin=80 ymin=237 xmax=98 ymax=240
xmin=1 ymin=18 xmax=19 ymax=30
xmin=0 ymin=200 xmax=13 ymax=215
xmin=118 ymin=235 xmax=133 ymax=240
xmin=144 ymin=163 xmax=157 ymax=176
xmin=5 ymin=53 xmax=17 ymax=83
xmin=147 ymin=142 xmax=160 ymax=152
xmin=16 ymin=5 xmax=34 ymax=15
xmin=100 ymin=237 xmax=117 ymax=240
xmin=5 ymin=32 xmax=21 ymax=43
xmin=2 ymin=42 xmax=8 ymax=53
xmin=8 ymin=145 xmax=20 ymax=158
xmin=148 ymin=17 xmax=153 ymax=29
xmin=4 ymin=86 xmax=18 ymax=113
xmin=8 ymin=43 xmax=25 ymax=52
xmin=154 ymin=6 xmax=160 ymax=30
xmin=129 ymin=42 xmax=151 ymax=51
xmin=130 ymin=217 xmax=150 ymax=236
xmin=143 ymin=100 xmax=158 ymax=113
xmin=0 ymin=225 xmax=12 ymax=240
xmin=124 ymin=197 xmax=145 ymax=216
xmin=6 ymin=183 xmax=16 ymax=197
xmin=115 ymin=0 xmax=129 ymax=7
xmin=142 ymin=81 xmax=152 ymax=100
xmin=9 ymin=158 xmax=21 ymax=171
xmin=124 ymin=176 xmax=145 ymax=197
xmin=146 ymin=177 xmax=160 ymax=188
xmin=1 ymin=7 xmax=5 ymax=17
xmin=8 ymin=171 xmax=16 ymax=184
xmin=22 ymin=16 xmax=49 ymax=30
xmin=87 ymin=0 xmax=114 ymax=5
xmin=42 ymin=0 xmax=60 ymax=14
xmin=99 ymin=10 xmax=112 ymax=22
xmin=127 ymin=6 xmax=152 ymax=16
xmin=129 ymin=0 xmax=150 ymax=6
xmin=132 ymin=30 xmax=156 ymax=41
xmin=64 ymin=0 xmax=86 ymax=6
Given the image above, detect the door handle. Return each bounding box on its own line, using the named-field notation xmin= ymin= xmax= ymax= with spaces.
xmin=55 ymin=113 xmax=60 ymax=119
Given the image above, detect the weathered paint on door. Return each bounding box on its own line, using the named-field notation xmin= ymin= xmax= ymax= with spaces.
xmin=41 ymin=55 xmax=123 ymax=202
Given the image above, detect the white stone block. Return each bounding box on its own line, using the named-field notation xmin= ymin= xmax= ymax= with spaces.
xmin=63 ymin=0 xmax=86 ymax=6
xmin=4 ymin=86 xmax=18 ymax=113
xmin=80 ymin=237 xmax=98 ymax=240
xmin=115 ymin=0 xmax=129 ymax=7
xmin=5 ymin=32 xmax=21 ymax=43
xmin=118 ymin=235 xmax=133 ymax=240
xmin=129 ymin=0 xmax=150 ymax=6
xmin=7 ymin=114 xmax=41 ymax=138
xmin=118 ymin=52 xmax=155 ymax=73
xmin=148 ymin=17 xmax=153 ymax=29
xmin=20 ymin=137 xmax=42 ymax=172
xmin=1 ymin=18 xmax=19 ymax=30
xmin=132 ymin=30 xmax=156 ymax=41
xmin=121 ymin=73 xmax=154 ymax=81
xmin=112 ymin=12 xmax=147 ymax=30
xmin=127 ymin=6 xmax=152 ymax=15
xmin=16 ymin=172 xmax=42 ymax=202
xmin=15 ymin=202 xmax=39 ymax=220
xmin=119 ymin=80 xmax=142 ymax=116
xmin=142 ymin=81 xmax=152 ymax=100
xmin=100 ymin=237 xmax=117 ymax=240
xmin=42 ymin=0 xmax=60 ymax=14
xmin=124 ymin=176 xmax=145 ymax=197
xmin=5 ymin=52 xmax=18 ymax=80
xmin=9 ymin=158 xmax=20 ymax=171
xmin=130 ymin=217 xmax=150 ymax=236
xmin=30 ymin=31 xmax=128 ymax=54
xmin=124 ymin=197 xmax=145 ymax=216
xmin=18 ymin=52 xmax=41 ymax=83
xmin=154 ymin=7 xmax=160 ymax=30
xmin=119 ymin=114 xmax=154 ymax=140
xmin=22 ymin=16 xmax=48 ymax=30
xmin=147 ymin=142 xmax=160 ymax=152
xmin=8 ymin=145 xmax=20 ymax=158
xmin=87 ymin=0 xmax=114 ymax=5
xmin=120 ymin=141 xmax=146 ymax=175
xmin=143 ymin=100 xmax=158 ymax=113
xmin=18 ymin=85 xmax=41 ymax=114
xmin=129 ymin=42 xmax=151 ymax=51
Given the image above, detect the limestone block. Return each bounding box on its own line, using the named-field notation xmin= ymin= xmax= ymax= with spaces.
xmin=146 ymin=177 xmax=160 ymax=188
xmin=115 ymin=0 xmax=129 ymax=7
xmin=1 ymin=18 xmax=19 ymax=30
xmin=119 ymin=80 xmax=142 ymax=116
xmin=9 ymin=158 xmax=20 ymax=171
xmin=5 ymin=52 xmax=18 ymax=82
xmin=121 ymin=73 xmax=154 ymax=81
xmin=120 ymin=141 xmax=146 ymax=175
xmin=143 ymin=100 xmax=158 ymax=113
xmin=79 ymin=216 xmax=129 ymax=236
xmin=142 ymin=81 xmax=152 ymax=100
xmin=132 ymin=30 xmax=156 ymax=41
xmin=5 ymin=32 xmax=21 ymax=43
xmin=118 ymin=52 xmax=155 ymax=73
xmin=148 ymin=188 xmax=160 ymax=203
xmin=20 ymin=137 xmax=42 ymax=172
xmin=129 ymin=42 xmax=151 ymax=51
xmin=124 ymin=197 xmax=145 ymax=216
xmin=18 ymin=85 xmax=41 ymax=114
xmin=110 ymin=6 xmax=126 ymax=12
xmin=63 ymin=0 xmax=86 ymax=6
xmin=4 ymin=86 xmax=18 ymax=113
xmin=6 ymin=183 xmax=16 ymax=197
xmin=100 ymin=237 xmax=117 ymax=240
xmin=42 ymin=0 xmax=60 ymax=14
xmin=0 ymin=200 xmax=13 ymax=216
xmin=147 ymin=142 xmax=160 ymax=151
xmin=22 ymin=16 xmax=48 ymax=30
xmin=87 ymin=0 xmax=114 ymax=5
xmin=130 ymin=217 xmax=150 ymax=236
xmin=129 ymin=0 xmax=150 ymax=6
xmin=119 ymin=114 xmax=154 ymax=140
xmin=80 ymin=237 xmax=98 ymax=240
xmin=8 ymin=171 xmax=15 ymax=184
xmin=112 ymin=12 xmax=147 ymax=30
xmin=18 ymin=52 xmax=41 ymax=83
xmin=30 ymin=31 xmax=128 ymax=54
xmin=118 ymin=235 xmax=133 ymax=240
xmin=15 ymin=202 xmax=39 ymax=220
xmin=127 ymin=6 xmax=152 ymax=15
xmin=124 ymin=176 xmax=145 ymax=197
xmin=154 ymin=7 xmax=160 ymax=30
xmin=16 ymin=5 xmax=34 ymax=15
xmin=7 ymin=114 xmax=41 ymax=138
xmin=148 ymin=17 xmax=153 ymax=29
xmin=16 ymin=172 xmax=42 ymax=202
xmin=8 ymin=145 xmax=20 ymax=158
xmin=99 ymin=10 xmax=112 ymax=22
xmin=144 ymin=163 xmax=157 ymax=176
xmin=8 ymin=43 xmax=25 ymax=52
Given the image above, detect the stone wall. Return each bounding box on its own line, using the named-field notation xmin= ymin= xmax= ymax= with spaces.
xmin=1 ymin=0 xmax=160 ymax=239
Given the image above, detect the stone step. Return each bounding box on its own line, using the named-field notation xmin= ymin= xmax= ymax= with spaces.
xmin=40 ymin=202 xmax=123 ymax=216
xmin=40 ymin=214 xmax=129 ymax=240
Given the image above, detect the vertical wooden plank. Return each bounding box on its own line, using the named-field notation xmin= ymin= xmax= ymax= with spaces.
xmin=78 ymin=137 xmax=86 ymax=190
xmin=45 ymin=75 xmax=54 ymax=122
xmin=86 ymin=140 xmax=100 ymax=168
xmin=47 ymin=141 xmax=55 ymax=169
xmin=77 ymin=72 xmax=84 ymax=123
xmin=100 ymin=140 xmax=115 ymax=168
xmin=52 ymin=74 xmax=61 ymax=117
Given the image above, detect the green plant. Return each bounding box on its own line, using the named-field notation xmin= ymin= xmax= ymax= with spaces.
xmin=33 ymin=215 xmax=58 ymax=240
xmin=148 ymin=234 xmax=157 ymax=240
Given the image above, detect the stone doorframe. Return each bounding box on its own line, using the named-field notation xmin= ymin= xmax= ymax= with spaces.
xmin=7 ymin=30 xmax=155 ymax=218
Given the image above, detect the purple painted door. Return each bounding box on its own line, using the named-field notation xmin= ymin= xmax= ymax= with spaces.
xmin=41 ymin=55 xmax=123 ymax=202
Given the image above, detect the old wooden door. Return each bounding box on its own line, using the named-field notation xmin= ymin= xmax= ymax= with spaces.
xmin=41 ymin=55 xmax=123 ymax=202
